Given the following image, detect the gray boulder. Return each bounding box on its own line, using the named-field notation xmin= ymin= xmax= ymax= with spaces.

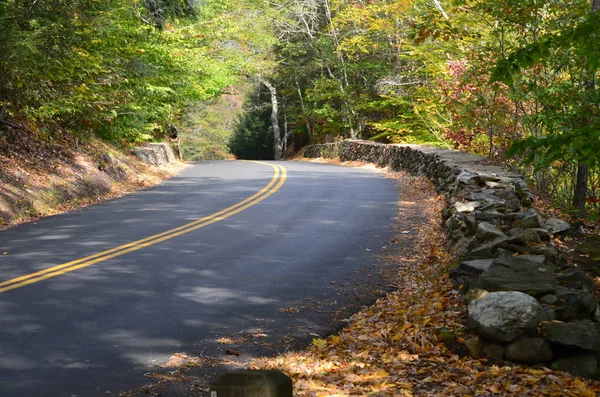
xmin=553 ymin=354 xmax=598 ymax=378
xmin=556 ymin=267 xmax=595 ymax=291
xmin=554 ymin=287 xmax=598 ymax=321
xmin=134 ymin=143 xmax=176 ymax=166
xmin=467 ymin=191 xmax=506 ymax=211
xmin=468 ymin=291 xmax=542 ymax=342
xmin=513 ymin=209 xmax=544 ymax=229
xmin=457 ymin=171 xmax=480 ymax=185
xmin=545 ymin=218 xmax=571 ymax=235
xmin=476 ymin=222 xmax=507 ymax=242
xmin=542 ymin=320 xmax=600 ymax=354
xmin=506 ymin=338 xmax=553 ymax=364
xmin=479 ymin=252 xmax=556 ymax=296
xmin=458 ymin=259 xmax=495 ymax=275
xmin=473 ymin=211 xmax=505 ymax=222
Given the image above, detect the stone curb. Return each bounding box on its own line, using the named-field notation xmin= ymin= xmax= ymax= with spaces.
xmin=304 ymin=140 xmax=598 ymax=378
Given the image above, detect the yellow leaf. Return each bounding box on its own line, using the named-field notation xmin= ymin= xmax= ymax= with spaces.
xmin=376 ymin=369 xmax=389 ymax=377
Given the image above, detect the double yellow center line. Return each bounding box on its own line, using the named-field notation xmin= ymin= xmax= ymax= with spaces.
xmin=0 ymin=162 xmax=287 ymax=295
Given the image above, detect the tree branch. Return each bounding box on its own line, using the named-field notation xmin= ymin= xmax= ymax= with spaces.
xmin=0 ymin=120 xmax=20 ymax=129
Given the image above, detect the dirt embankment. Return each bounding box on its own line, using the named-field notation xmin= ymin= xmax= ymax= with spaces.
xmin=0 ymin=129 xmax=185 ymax=229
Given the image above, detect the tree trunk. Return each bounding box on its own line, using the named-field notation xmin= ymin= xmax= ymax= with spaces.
xmin=295 ymin=77 xmax=312 ymax=142
xmin=283 ymin=107 xmax=289 ymax=152
xmin=260 ymin=78 xmax=282 ymax=161
xmin=574 ymin=163 xmax=589 ymax=212
xmin=572 ymin=0 xmax=599 ymax=212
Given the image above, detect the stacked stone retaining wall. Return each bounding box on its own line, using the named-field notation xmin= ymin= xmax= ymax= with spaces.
xmin=134 ymin=143 xmax=176 ymax=166
xmin=305 ymin=140 xmax=599 ymax=378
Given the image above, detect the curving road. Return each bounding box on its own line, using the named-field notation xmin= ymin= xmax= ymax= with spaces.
xmin=0 ymin=160 xmax=397 ymax=396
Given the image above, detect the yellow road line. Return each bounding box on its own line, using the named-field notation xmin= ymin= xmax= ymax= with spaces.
xmin=0 ymin=162 xmax=287 ymax=294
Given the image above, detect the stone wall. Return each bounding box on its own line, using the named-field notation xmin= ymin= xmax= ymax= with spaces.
xmin=134 ymin=143 xmax=176 ymax=166
xmin=305 ymin=140 xmax=599 ymax=378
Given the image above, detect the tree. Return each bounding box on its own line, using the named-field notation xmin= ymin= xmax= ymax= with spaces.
xmin=491 ymin=0 xmax=600 ymax=213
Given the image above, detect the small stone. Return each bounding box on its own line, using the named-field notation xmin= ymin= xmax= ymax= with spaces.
xmin=449 ymin=229 xmax=464 ymax=241
xmin=468 ymin=291 xmax=542 ymax=343
xmin=452 ymin=201 xmax=479 ymax=214
xmin=506 ymin=338 xmax=552 ymax=364
xmin=539 ymin=304 xmax=556 ymax=322
xmin=464 ymin=336 xmax=482 ymax=358
xmin=539 ymin=294 xmax=559 ymax=306
xmin=480 ymin=342 xmax=505 ymax=361
xmin=464 ymin=215 xmax=478 ymax=235
xmin=476 ymin=174 xmax=502 ymax=183
xmin=506 ymin=199 xmax=523 ymax=212
xmin=532 ymin=228 xmax=551 ymax=241
xmin=457 ymin=172 xmax=480 ymax=185
xmin=452 ymin=236 xmax=475 ymax=259
xmin=545 ymin=218 xmax=571 ymax=235
xmin=506 ymin=229 xmax=543 ymax=244
xmin=553 ymin=354 xmax=598 ymax=379
xmin=467 ymin=192 xmax=506 ymax=210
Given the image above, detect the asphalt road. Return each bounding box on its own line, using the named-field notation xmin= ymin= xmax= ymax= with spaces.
xmin=0 ymin=160 xmax=397 ymax=396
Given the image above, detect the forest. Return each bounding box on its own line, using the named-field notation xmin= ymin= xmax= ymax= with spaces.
xmin=1 ymin=0 xmax=599 ymax=217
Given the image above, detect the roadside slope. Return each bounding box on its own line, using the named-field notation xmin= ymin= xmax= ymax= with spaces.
xmin=0 ymin=129 xmax=184 ymax=229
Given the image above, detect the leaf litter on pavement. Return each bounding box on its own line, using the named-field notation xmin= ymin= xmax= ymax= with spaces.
xmin=252 ymin=169 xmax=600 ymax=397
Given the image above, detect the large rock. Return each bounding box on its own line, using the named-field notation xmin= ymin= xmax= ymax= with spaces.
xmin=542 ymin=320 xmax=600 ymax=354
xmin=507 ymin=229 xmax=543 ymax=244
xmin=473 ymin=211 xmax=505 ymax=223
xmin=468 ymin=291 xmax=542 ymax=342
xmin=134 ymin=143 xmax=176 ymax=166
xmin=478 ymin=252 xmax=556 ymax=296
xmin=556 ymin=267 xmax=595 ymax=291
xmin=553 ymin=354 xmax=598 ymax=379
xmin=554 ymin=287 xmax=598 ymax=321
xmin=458 ymin=259 xmax=495 ymax=275
xmin=545 ymin=218 xmax=571 ymax=235
xmin=513 ymin=209 xmax=544 ymax=229
xmin=505 ymin=338 xmax=552 ymax=364
xmin=467 ymin=191 xmax=506 ymax=211
xmin=476 ymin=222 xmax=507 ymax=242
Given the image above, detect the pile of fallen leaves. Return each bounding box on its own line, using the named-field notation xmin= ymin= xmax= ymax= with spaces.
xmin=253 ymin=172 xmax=600 ymax=396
